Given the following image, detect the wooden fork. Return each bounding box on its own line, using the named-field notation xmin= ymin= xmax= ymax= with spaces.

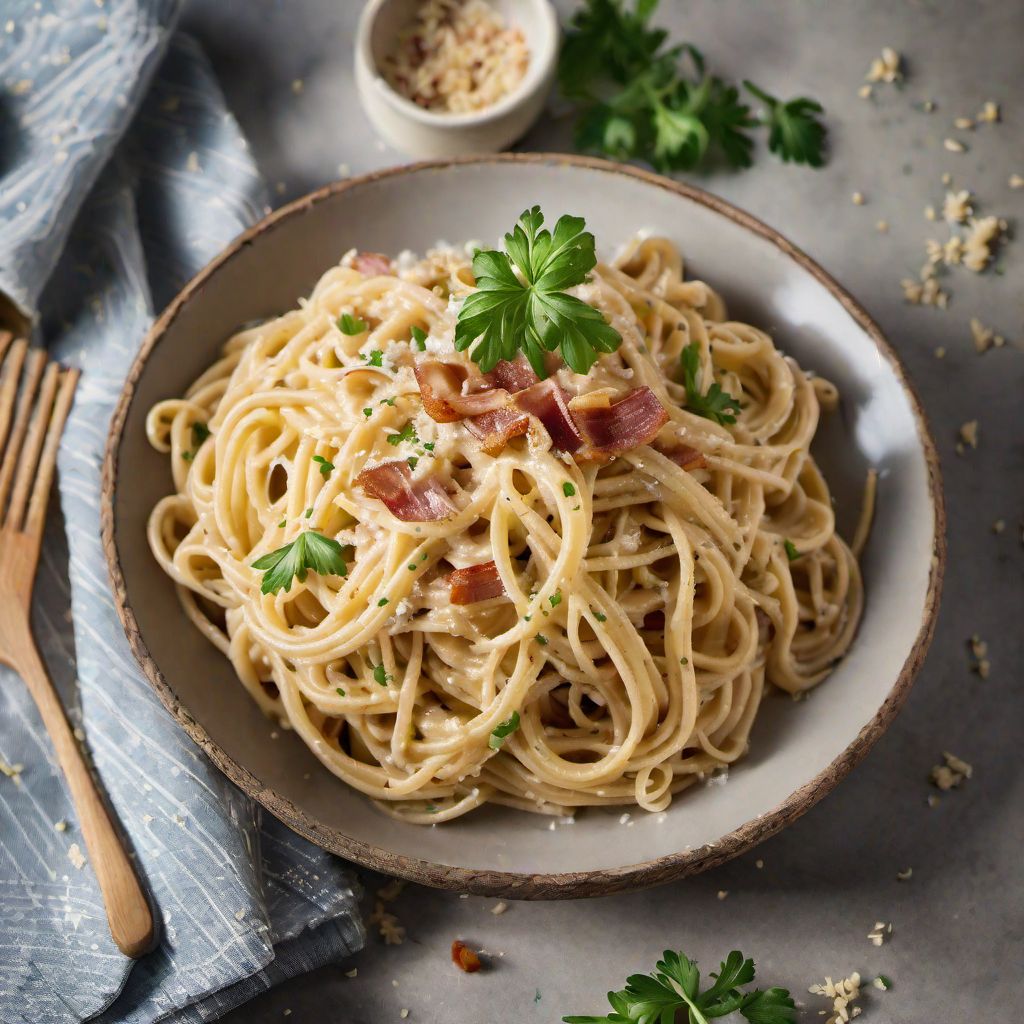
xmin=0 ymin=332 xmax=155 ymax=958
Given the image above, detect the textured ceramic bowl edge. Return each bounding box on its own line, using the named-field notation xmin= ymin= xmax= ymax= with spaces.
xmin=101 ymin=154 xmax=946 ymax=899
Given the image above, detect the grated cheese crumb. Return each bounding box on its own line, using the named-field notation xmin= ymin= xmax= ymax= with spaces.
xmin=969 ymin=634 xmax=990 ymax=678
xmin=857 ymin=84 xmax=872 ymax=99
xmin=54 ymin=820 xmax=67 ymax=832
xmin=867 ymin=920 xmax=892 ymax=946
xmin=400 ymin=1011 xmax=409 ymax=1020
xmin=962 ymin=216 xmax=1003 ymax=272
xmin=866 ymin=47 xmax=901 ymax=84
xmin=851 ymin=191 xmax=865 ymax=206
xmin=345 ymin=968 xmax=358 ymax=978
xmin=942 ymin=189 xmax=972 ymax=223
xmin=924 ymin=204 xmax=937 ymax=221
xmin=875 ymin=219 xmax=889 ymax=233
xmin=923 ymin=99 xmax=936 ymax=112
xmin=992 ymin=519 xmax=1005 ymax=534
xmin=958 ymin=420 xmax=979 ymax=449
xmin=1010 ymin=174 xmax=1024 ymax=189
xmin=969 ymin=317 xmax=1004 ymax=353
xmin=976 ymin=100 xmax=1000 ymax=123
xmin=930 ymin=751 xmax=972 ymax=791
xmin=953 ymin=116 xmax=974 ymax=131
xmin=896 ymin=867 xmax=913 ymax=881
xmin=755 ymin=858 xmax=765 ymax=869
xmin=716 ymin=890 xmax=729 ymax=901
xmin=943 ymin=138 xmax=967 ymax=153
xmin=369 ymin=900 xmax=406 ymax=945
xmin=68 ymin=843 xmax=86 ymax=870
xmin=809 ymin=971 xmax=862 ymax=1024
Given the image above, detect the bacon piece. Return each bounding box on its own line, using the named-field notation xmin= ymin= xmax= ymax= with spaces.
xmin=573 ymin=386 xmax=668 ymax=455
xmin=448 ymin=561 xmax=506 ymax=604
xmin=356 ymin=460 xmax=453 ymax=521
xmin=352 ymin=251 xmax=392 ymax=276
xmin=451 ymin=940 xmax=482 ymax=973
xmin=464 ymin=406 xmax=530 ymax=456
xmin=414 ymin=361 xmax=508 ymax=422
xmin=656 ymin=443 xmax=708 ymax=472
xmin=483 ymin=354 xmax=539 ymax=393
xmin=514 ymin=380 xmax=586 ymax=453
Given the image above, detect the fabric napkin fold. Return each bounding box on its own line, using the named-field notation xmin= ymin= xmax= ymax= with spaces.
xmin=0 ymin=5 xmax=364 ymax=1022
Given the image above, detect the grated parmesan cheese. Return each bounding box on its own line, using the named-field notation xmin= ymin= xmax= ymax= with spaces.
xmin=866 ymin=47 xmax=901 ymax=84
xmin=809 ymin=972 xmax=862 ymax=1024
xmin=943 ymin=138 xmax=967 ymax=153
xmin=930 ymin=751 xmax=972 ymax=790
xmin=942 ymin=189 xmax=972 ymax=223
xmin=958 ymin=420 xmax=979 ymax=449
xmin=382 ymin=0 xmax=529 ymax=114
xmin=977 ymin=100 xmax=1000 ymax=123
xmin=969 ymin=317 xmax=1004 ymax=354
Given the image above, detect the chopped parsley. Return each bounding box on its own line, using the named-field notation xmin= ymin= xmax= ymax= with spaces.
xmin=338 ymin=313 xmax=367 ymax=335
xmin=681 ymin=341 xmax=741 ymax=425
xmin=488 ymin=711 xmax=521 ymax=750
xmin=312 ymin=454 xmax=334 ymax=478
xmin=251 ymin=531 xmax=348 ymax=594
xmin=549 ymin=591 xmax=563 ymax=608
xmin=411 ymin=325 xmax=428 ymax=351
xmin=335 ymin=687 xmax=346 ymax=697
xmin=277 ymin=519 xmax=287 ymax=528
xmin=191 ymin=421 xmax=211 ymax=447
xmin=365 ymin=349 xmax=384 ymax=367
xmin=422 ymin=441 xmax=435 ymax=452
xmin=407 ymin=456 xmax=419 ymax=470
xmin=304 ymin=507 xmax=313 ymax=518
xmin=378 ymin=597 xmax=389 ymax=607
xmin=536 ymin=634 xmax=549 ymax=646
xmin=593 ymin=610 xmax=607 ymax=623
xmin=379 ymin=396 xmax=396 ymax=407
xmin=562 ymin=481 xmax=577 ymax=497
xmin=363 ymin=407 xmax=373 ymax=417
xmin=407 ymin=562 xmax=418 ymax=571
xmin=784 ymin=539 xmax=800 ymax=561
xmin=372 ymin=663 xmax=392 ymax=686
xmin=387 ymin=422 xmax=419 ymax=447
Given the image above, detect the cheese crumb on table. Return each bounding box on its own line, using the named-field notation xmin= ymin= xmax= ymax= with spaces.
xmin=942 ymin=189 xmax=972 ymax=223
xmin=930 ymin=751 xmax=972 ymax=791
xmin=851 ymin=191 xmax=865 ymax=205
xmin=943 ymin=138 xmax=967 ymax=153
xmin=970 ymin=318 xmax=1005 ymax=353
xmin=958 ymin=420 xmax=979 ymax=449
xmin=809 ymin=972 xmax=863 ymax=1024
xmin=977 ymin=100 xmax=1000 ymax=123
xmin=866 ymin=47 xmax=902 ymax=83
xmin=867 ymin=920 xmax=892 ymax=946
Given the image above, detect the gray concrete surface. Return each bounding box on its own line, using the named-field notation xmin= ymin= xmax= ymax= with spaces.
xmin=181 ymin=1 xmax=1023 ymax=1020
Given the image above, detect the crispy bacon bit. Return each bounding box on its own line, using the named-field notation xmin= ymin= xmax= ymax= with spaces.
xmin=451 ymin=939 xmax=482 ymax=973
xmin=448 ymin=561 xmax=506 ymax=604
xmin=656 ymin=443 xmax=708 ymax=472
xmin=515 ymin=380 xmax=585 ymax=453
xmin=573 ymin=387 xmax=668 ymax=455
xmin=484 ymin=354 xmax=539 ymax=393
xmin=356 ymin=460 xmax=453 ymax=521
xmin=464 ymin=406 xmax=530 ymax=455
xmin=414 ymin=361 xmax=508 ymax=422
xmin=352 ymin=251 xmax=392 ymax=276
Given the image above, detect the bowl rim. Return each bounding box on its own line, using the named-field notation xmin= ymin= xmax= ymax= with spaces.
xmin=355 ymin=0 xmax=560 ymax=129
xmin=101 ymin=153 xmax=946 ymax=900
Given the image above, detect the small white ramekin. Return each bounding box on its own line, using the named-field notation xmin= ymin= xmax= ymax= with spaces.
xmin=355 ymin=0 xmax=560 ymax=159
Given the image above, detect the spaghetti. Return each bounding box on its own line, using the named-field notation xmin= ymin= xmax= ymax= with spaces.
xmin=146 ymin=236 xmax=867 ymax=822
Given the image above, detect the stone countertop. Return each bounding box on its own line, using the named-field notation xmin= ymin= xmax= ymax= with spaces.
xmin=178 ymin=1 xmax=1023 ymax=1020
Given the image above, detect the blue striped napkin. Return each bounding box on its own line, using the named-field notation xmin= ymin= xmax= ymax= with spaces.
xmin=0 ymin=5 xmax=364 ymax=1021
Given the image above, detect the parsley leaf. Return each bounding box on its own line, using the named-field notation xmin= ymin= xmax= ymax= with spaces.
xmin=191 ymin=421 xmax=211 ymax=447
xmin=784 ymin=539 xmax=800 ymax=562
xmin=338 ymin=313 xmax=368 ymax=335
xmin=559 ymin=0 xmax=826 ymax=172
xmin=744 ymin=82 xmax=827 ymax=167
xmin=387 ymin=422 xmax=419 ymax=447
xmin=365 ymin=349 xmax=384 ymax=367
xmin=410 ymin=325 xmax=428 ymax=351
xmin=454 ymin=206 xmax=622 ymax=377
xmin=563 ymin=948 xmax=795 ymax=1024
xmin=312 ymin=454 xmax=334 ymax=478
xmin=372 ymin=663 xmax=391 ymax=686
xmin=562 ymin=481 xmax=577 ymax=497
xmin=251 ymin=531 xmax=348 ymax=594
xmin=488 ymin=711 xmax=520 ymax=750
xmin=680 ymin=342 xmax=741 ymax=425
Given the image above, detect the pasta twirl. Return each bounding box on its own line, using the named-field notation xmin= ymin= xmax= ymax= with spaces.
xmin=146 ymin=236 xmax=866 ymax=823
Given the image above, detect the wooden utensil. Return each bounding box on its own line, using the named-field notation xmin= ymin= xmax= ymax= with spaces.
xmin=0 ymin=332 xmax=155 ymax=958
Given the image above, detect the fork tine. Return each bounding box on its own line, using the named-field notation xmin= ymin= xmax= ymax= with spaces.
xmin=0 ymin=336 xmax=28 ymax=456
xmin=4 ymin=361 xmax=59 ymax=532
xmin=24 ymin=368 xmax=79 ymax=539
xmin=0 ymin=346 xmax=46 ymax=516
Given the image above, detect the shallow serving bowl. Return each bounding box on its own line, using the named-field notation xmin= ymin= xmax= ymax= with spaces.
xmin=103 ymin=155 xmax=944 ymax=899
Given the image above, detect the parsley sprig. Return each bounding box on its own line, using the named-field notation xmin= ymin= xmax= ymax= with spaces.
xmin=489 ymin=711 xmax=521 ymax=750
xmin=680 ymin=342 xmax=741 ymax=425
xmin=563 ymin=949 xmax=796 ymax=1024
xmin=560 ymin=0 xmax=827 ymax=171
xmin=251 ymin=531 xmax=348 ymax=594
xmin=454 ymin=207 xmax=622 ymax=377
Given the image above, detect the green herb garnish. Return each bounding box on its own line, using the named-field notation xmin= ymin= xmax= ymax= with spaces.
xmin=550 ymin=591 xmax=563 ymax=608
xmin=304 ymin=507 xmax=313 ymax=518
xmin=681 ymin=342 xmax=741 ymax=425
xmin=407 ymin=456 xmax=419 ymax=470
xmin=454 ymin=206 xmax=622 ymax=377
xmin=784 ymin=539 xmax=800 ymax=562
xmin=488 ymin=711 xmax=521 ymax=750
xmin=422 ymin=441 xmax=435 ymax=452
xmin=387 ymin=422 xmax=419 ymax=447
xmin=251 ymin=531 xmax=348 ymax=594
xmin=365 ymin=349 xmax=384 ymax=367
xmin=378 ymin=597 xmax=389 ymax=607
xmin=312 ymin=454 xmax=334 ymax=478
xmin=536 ymin=634 xmax=549 ymax=646
xmin=562 ymin=481 xmax=577 ymax=497
xmin=411 ymin=325 xmax=427 ymax=351
xmin=191 ymin=421 xmax=211 ymax=447
xmin=563 ymin=948 xmax=796 ymax=1024
xmin=593 ymin=611 xmax=607 ymax=623
xmin=559 ymin=0 xmax=827 ymax=172
xmin=372 ymin=663 xmax=391 ymax=686
xmin=336 ymin=687 xmax=346 ymax=696
xmin=363 ymin=407 xmax=373 ymax=417
xmin=338 ymin=313 xmax=367 ymax=335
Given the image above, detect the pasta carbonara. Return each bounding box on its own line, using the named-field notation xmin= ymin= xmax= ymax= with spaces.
xmin=146 ymin=235 xmax=868 ymax=822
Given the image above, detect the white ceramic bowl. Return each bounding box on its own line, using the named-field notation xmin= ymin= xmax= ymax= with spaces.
xmin=355 ymin=0 xmax=559 ymax=158
xmin=104 ymin=156 xmax=944 ymax=898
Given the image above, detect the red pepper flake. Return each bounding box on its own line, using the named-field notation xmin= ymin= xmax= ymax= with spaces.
xmin=451 ymin=939 xmax=482 ymax=972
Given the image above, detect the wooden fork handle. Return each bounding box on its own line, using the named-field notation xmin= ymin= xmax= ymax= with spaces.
xmin=15 ymin=641 xmax=156 ymax=958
